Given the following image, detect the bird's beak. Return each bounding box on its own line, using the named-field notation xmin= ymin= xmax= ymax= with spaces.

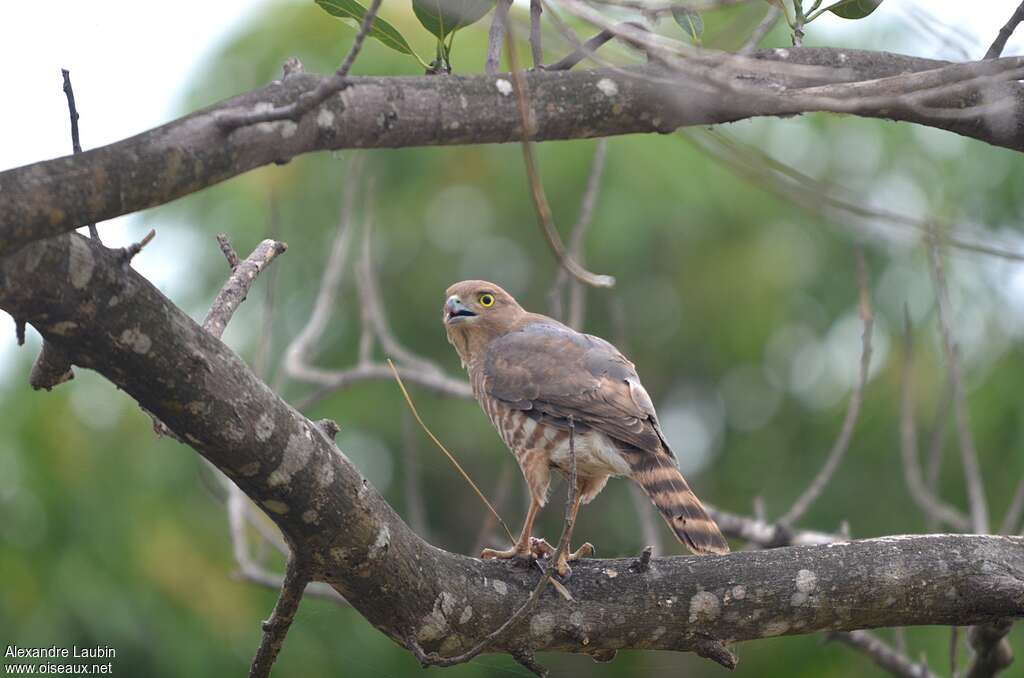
xmin=444 ymin=295 xmax=476 ymax=324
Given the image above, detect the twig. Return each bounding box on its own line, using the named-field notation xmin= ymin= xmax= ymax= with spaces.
xmin=505 ymin=28 xmax=615 ymax=289
xmin=927 ymin=235 xmax=989 ymax=533
xmin=530 ymin=0 xmax=544 ymax=68
xmin=387 ymin=360 xmax=515 ymax=543
xmin=545 ymin=21 xmax=647 ymax=72
xmin=486 ymin=0 xmax=513 ymax=74
xmin=899 ymin=306 xmax=971 ymax=531
xmin=217 ymin=0 xmax=382 ymax=130
xmin=831 ymin=630 xmax=939 ymax=678
xmin=925 ymin=383 xmax=954 ymax=531
xmin=120 ymin=228 xmax=156 ymax=263
xmin=29 ymin=341 xmax=74 ymax=391
xmin=781 ymin=249 xmax=873 ymax=525
xmin=965 ymin=620 xmax=1014 ymax=678
xmin=227 ymin=484 xmax=344 ymax=603
xmin=408 ymin=418 xmax=583 ymax=675
xmin=217 ymin=233 xmax=241 ymax=269
xmin=548 ymin=139 xmax=608 ymax=326
xmin=248 ymin=556 xmax=310 ymax=678
xmin=739 ymin=6 xmax=781 ymax=55
xmin=60 ymin=69 xmax=98 ymax=241
xmin=999 ymin=478 xmax=1024 ymax=535
xmin=203 ymin=238 xmax=288 ymax=338
xmin=985 ymin=2 xmax=1024 ymax=59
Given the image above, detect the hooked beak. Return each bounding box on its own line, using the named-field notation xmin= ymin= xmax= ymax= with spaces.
xmin=444 ymin=295 xmax=476 ymax=324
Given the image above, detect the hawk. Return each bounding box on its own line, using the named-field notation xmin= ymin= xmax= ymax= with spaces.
xmin=442 ymin=280 xmax=728 ymax=575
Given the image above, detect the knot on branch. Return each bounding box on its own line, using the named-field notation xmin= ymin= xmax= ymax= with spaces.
xmin=694 ymin=635 xmax=738 ymax=671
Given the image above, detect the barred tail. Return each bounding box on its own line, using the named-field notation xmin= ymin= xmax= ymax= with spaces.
xmin=628 ymin=450 xmax=729 ymax=555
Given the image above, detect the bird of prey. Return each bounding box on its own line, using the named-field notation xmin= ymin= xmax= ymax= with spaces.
xmin=442 ymin=280 xmax=729 ymax=576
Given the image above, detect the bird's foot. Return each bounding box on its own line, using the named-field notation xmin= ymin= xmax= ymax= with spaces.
xmin=480 ymin=543 xmax=535 ymax=565
xmin=531 ymin=539 xmax=595 ymax=578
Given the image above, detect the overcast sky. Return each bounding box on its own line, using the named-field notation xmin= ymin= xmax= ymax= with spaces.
xmin=0 ymin=0 xmax=1021 ymax=370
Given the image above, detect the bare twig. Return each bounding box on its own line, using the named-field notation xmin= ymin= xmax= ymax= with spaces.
xmin=486 ymin=0 xmax=513 ymax=74
xmin=740 ymin=6 xmax=782 ymax=55
xmin=545 ymin=21 xmax=647 ymax=72
xmin=217 ymin=233 xmax=241 ymax=269
xmin=781 ymin=250 xmax=873 ymax=525
xmin=61 ymin=69 xmax=98 ymax=241
xmin=388 ymin=360 xmax=515 ymax=543
xmin=952 ymin=626 xmax=962 ymax=678
xmin=548 ymin=138 xmax=608 ymax=327
xmin=628 ymin=483 xmax=661 ymax=554
xmin=120 ymin=228 xmax=156 ymax=263
xmin=899 ymin=306 xmax=971 ymax=531
xmin=217 ymin=0 xmax=383 ymax=130
xmin=505 ymin=28 xmax=615 ymax=289
xmin=28 ymin=341 xmax=74 ymax=391
xmin=203 ymin=238 xmax=288 ymax=338
xmin=227 ymin=484 xmax=344 ymax=603
xmin=248 ymin=556 xmax=310 ymax=678
xmin=408 ymin=418 xmax=584 ymax=674
xmin=985 ymin=2 xmax=1024 ymax=60
xmin=832 ymin=630 xmax=939 ymax=678
xmin=927 ymin=236 xmax=989 ymax=533
xmin=530 ymin=0 xmax=544 ymax=68
xmin=965 ymin=620 xmax=1014 ymax=678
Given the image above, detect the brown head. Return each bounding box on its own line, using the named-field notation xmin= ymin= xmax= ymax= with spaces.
xmin=442 ymin=280 xmax=526 ymax=363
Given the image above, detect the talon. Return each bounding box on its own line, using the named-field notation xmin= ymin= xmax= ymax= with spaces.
xmin=529 ymin=537 xmax=555 ymax=560
xmin=569 ymin=542 xmax=594 ymax=561
xmin=480 ymin=545 xmax=533 ymax=562
xmin=555 ymin=555 xmax=572 ymax=579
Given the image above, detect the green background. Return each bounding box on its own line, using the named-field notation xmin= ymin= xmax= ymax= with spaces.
xmin=2 ymin=2 xmax=1022 ymax=676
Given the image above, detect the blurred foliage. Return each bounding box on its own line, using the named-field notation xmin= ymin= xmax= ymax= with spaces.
xmin=2 ymin=1 xmax=1023 ymax=677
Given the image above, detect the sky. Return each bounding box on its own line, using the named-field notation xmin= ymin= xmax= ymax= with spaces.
xmin=0 ymin=0 xmax=1021 ymax=371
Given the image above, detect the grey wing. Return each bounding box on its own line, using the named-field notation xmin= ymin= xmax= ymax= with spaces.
xmin=482 ymin=319 xmax=673 ymax=457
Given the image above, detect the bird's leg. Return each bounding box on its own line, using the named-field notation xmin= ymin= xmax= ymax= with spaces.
xmin=554 ymin=489 xmax=594 ymax=577
xmin=481 ymin=497 xmax=541 ymax=562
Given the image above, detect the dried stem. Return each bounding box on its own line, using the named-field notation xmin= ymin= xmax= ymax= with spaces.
xmin=781 ymin=249 xmax=873 ymax=525
xmin=985 ymin=2 xmax=1024 ymax=60
xmin=899 ymin=306 xmax=971 ymax=531
xmin=387 ymin=360 xmax=515 ymax=543
xmin=486 ymin=0 xmax=513 ymax=74
xmin=927 ymin=236 xmax=989 ymax=533
xmin=832 ymin=630 xmax=939 ymax=678
xmin=217 ymin=0 xmax=383 ymax=129
xmin=248 ymin=556 xmax=310 ymax=678
xmin=505 ymin=28 xmax=615 ymax=289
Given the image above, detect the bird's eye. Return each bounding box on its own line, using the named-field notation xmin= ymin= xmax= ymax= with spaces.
xmin=478 ymin=293 xmax=495 ymax=308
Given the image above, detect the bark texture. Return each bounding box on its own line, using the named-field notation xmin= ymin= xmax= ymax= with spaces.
xmin=1 ymin=234 xmax=1022 ymax=661
xmin=2 ymin=48 xmax=1023 ymax=254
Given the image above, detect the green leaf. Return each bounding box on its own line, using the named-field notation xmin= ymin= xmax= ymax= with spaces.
xmin=825 ymin=0 xmax=883 ymax=20
xmin=411 ymin=0 xmax=493 ymax=41
xmin=315 ymin=0 xmax=427 ymax=67
xmin=671 ymin=7 xmax=704 ymax=44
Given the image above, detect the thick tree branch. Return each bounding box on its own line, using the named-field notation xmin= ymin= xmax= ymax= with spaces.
xmin=5 ymin=48 xmax=1024 ymax=254
xmin=2 ymin=234 xmax=1023 ymax=666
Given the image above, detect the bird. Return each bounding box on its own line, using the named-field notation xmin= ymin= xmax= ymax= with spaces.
xmin=442 ymin=279 xmax=729 ymax=576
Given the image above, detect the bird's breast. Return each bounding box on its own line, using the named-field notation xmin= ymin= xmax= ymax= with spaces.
xmin=483 ymin=399 xmax=631 ymax=478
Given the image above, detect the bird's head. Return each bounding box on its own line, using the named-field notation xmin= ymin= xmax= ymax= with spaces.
xmin=442 ymin=280 xmax=524 ymax=359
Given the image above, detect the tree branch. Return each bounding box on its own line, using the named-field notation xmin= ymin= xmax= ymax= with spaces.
xmin=248 ymin=556 xmax=310 ymax=678
xmin=6 ymin=48 xmax=1024 ymax=254
xmin=985 ymin=2 xmax=1024 ymax=60
xmin=3 ymin=234 xmax=1023 ymax=666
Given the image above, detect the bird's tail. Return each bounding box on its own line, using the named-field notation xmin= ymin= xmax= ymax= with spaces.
xmin=627 ymin=450 xmax=729 ymax=555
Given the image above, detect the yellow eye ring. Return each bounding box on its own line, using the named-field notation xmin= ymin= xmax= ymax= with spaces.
xmin=478 ymin=293 xmax=495 ymax=308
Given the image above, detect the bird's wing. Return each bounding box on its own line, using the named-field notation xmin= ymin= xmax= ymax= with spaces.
xmin=482 ymin=319 xmax=673 ymax=457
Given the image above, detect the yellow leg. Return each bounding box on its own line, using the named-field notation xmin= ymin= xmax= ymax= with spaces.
xmin=481 ymin=497 xmax=541 ymax=561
